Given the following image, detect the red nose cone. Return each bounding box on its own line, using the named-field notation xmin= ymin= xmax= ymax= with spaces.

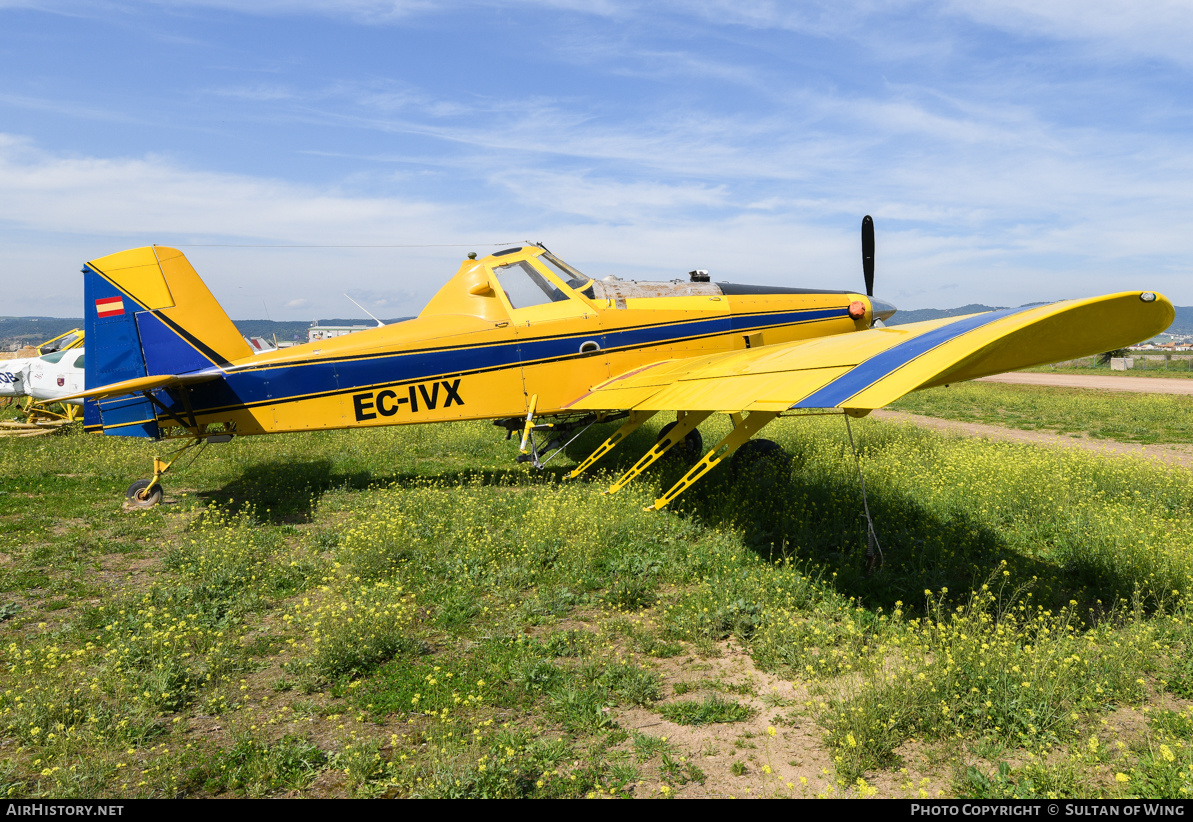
xmin=848 ymin=300 xmax=867 ymax=320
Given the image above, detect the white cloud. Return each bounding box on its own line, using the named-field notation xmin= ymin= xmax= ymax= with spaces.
xmin=0 ymin=0 xmax=624 ymax=22
xmin=945 ymin=0 xmax=1193 ymax=65
xmin=487 ymin=169 xmax=729 ymax=222
xmin=0 ymin=135 xmax=502 ymax=318
xmin=3 ymin=0 xmax=1193 ymax=319
xmin=0 ymin=133 xmax=450 ymax=243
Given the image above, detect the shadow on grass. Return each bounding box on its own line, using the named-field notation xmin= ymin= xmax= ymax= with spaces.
xmin=671 ymin=435 xmax=1150 ymax=620
xmin=195 ymin=457 xmax=585 ymax=525
xmin=194 ymin=419 xmax=1150 ymax=619
xmin=557 ymin=419 xmax=1074 ymax=615
xmin=195 ymin=459 xmax=364 ymax=523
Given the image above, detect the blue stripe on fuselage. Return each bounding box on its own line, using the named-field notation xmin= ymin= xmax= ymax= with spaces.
xmin=792 ymin=306 xmax=1036 ymax=409
xmin=730 ymin=307 xmax=842 ymax=333
xmin=167 ymin=305 xmax=852 ymax=418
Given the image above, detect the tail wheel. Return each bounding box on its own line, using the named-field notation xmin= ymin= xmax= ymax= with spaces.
xmin=126 ymin=479 xmax=163 ymax=509
xmin=657 ymin=421 xmax=704 ymax=465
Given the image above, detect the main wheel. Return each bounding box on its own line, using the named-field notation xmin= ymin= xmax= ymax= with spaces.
xmin=657 ymin=421 xmax=704 ymax=464
xmin=729 ymin=438 xmax=789 ymax=479
xmin=126 ymin=478 xmax=163 ymax=509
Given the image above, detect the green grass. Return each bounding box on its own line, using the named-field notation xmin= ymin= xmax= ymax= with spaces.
xmin=1 ymin=407 xmax=1193 ymax=798
xmin=889 ymin=382 xmax=1193 ymax=444
xmin=1024 ymin=357 xmax=1193 ymax=379
xmin=658 ymin=695 xmax=755 ymax=726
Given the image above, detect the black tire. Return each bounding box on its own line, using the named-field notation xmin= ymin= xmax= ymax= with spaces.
xmin=657 ymin=421 xmax=704 ymax=464
xmin=729 ymin=438 xmax=789 ymax=479
xmin=126 ymin=478 xmax=163 ymax=509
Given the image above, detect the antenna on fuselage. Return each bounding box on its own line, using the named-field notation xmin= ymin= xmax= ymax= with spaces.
xmin=344 ymin=294 xmax=385 ymax=327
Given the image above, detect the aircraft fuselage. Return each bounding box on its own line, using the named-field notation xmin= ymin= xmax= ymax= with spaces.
xmin=83 ymin=246 xmax=884 ymax=440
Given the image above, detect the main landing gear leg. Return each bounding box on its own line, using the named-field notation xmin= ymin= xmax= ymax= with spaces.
xmin=604 ymin=410 xmax=713 ymax=495
xmin=567 ymin=410 xmax=657 ymax=480
xmin=647 ymin=411 xmax=779 ymax=511
xmin=125 ymin=436 xmax=204 ymax=510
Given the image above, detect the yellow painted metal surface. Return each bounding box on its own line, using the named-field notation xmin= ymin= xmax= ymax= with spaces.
xmin=418 ymin=261 xmax=509 ymax=323
xmin=78 ymin=241 xmax=1179 ymax=512
xmin=152 ymin=247 xmax=254 ymax=365
xmin=256 ymin=364 xmax=528 ymax=435
xmin=650 ymin=410 xmax=779 ymax=510
xmin=59 ymin=373 xmax=180 ymax=401
xmin=846 ymin=293 xmax=1174 ymax=409
xmin=87 ymin=246 xmax=253 ymax=365
xmin=206 ymin=245 xmax=871 ymax=429
xmin=568 ymin=292 xmax=1173 ymax=414
xmin=80 ymin=241 xmax=1174 ymax=456
xmin=917 ymin=294 xmax=1176 ymax=391
xmin=89 ymin=246 xmax=176 ymax=309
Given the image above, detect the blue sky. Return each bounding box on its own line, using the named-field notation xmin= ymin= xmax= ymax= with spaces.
xmin=2 ymin=0 xmax=1191 ymax=320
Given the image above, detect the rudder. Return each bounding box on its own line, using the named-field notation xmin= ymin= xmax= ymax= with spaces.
xmin=83 ymin=246 xmax=251 ymax=438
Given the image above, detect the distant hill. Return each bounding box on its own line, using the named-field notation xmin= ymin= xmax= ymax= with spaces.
xmin=0 ymin=317 xmax=84 ymax=349
xmin=885 ymin=304 xmax=1004 ymax=325
xmin=0 ymin=316 xmax=410 ymax=350
xmin=1170 ymin=306 xmax=1193 ymax=335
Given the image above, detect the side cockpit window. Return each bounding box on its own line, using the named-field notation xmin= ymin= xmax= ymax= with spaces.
xmin=493 ymin=261 xmax=568 ymax=309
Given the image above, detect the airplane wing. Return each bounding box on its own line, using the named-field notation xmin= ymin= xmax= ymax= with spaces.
xmin=566 ymin=291 xmax=1173 ymax=414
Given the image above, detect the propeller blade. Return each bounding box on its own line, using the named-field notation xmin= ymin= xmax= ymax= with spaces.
xmin=861 ymin=215 xmax=875 ymax=297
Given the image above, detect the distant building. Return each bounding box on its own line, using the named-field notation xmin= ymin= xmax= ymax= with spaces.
xmin=307 ymin=322 xmax=373 ymax=343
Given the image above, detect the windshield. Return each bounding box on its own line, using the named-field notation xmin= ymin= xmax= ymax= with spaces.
xmin=538 ymin=252 xmax=591 ymax=291
xmin=40 ymin=331 xmax=80 ymax=354
xmin=493 ymin=261 xmax=569 ymax=309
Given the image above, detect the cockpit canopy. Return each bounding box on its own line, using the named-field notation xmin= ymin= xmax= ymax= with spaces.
xmin=418 ymin=246 xmax=595 ymax=322
xmin=490 ymin=251 xmax=593 ymax=308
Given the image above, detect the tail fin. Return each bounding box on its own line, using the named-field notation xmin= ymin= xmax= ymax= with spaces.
xmin=83 ymin=246 xmax=250 ymax=438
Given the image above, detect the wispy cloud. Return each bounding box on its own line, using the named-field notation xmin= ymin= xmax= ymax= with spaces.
xmin=2 ymin=0 xmax=1191 ymax=318
xmin=0 ymin=134 xmax=452 ymax=243
xmin=0 ymin=0 xmax=625 ymax=22
xmin=945 ymin=0 xmax=1193 ymax=66
xmin=487 ymin=169 xmax=729 ymax=222
xmin=0 ymin=92 xmax=162 ymax=126
xmin=207 ymin=83 xmax=302 ymax=103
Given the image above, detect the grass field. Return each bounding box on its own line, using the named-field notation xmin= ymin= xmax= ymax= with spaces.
xmin=1 ymin=404 xmax=1191 ymax=799
xmin=890 ymin=382 xmax=1193 ymax=445
xmin=1023 ymin=358 xmax=1193 ymax=379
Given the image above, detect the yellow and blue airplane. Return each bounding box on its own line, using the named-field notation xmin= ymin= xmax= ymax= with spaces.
xmin=64 ymin=219 xmax=1174 ymax=510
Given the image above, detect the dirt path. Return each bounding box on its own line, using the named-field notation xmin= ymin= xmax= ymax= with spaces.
xmin=871 ymin=409 xmax=1193 ymax=469
xmin=976 ymin=372 xmax=1193 ymax=394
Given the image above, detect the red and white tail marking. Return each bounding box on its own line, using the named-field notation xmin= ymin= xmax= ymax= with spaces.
xmin=95 ymin=297 xmax=125 ymax=318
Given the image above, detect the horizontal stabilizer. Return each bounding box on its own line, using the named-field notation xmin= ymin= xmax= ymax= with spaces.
xmin=58 ymin=371 xmax=220 ymax=403
xmin=565 ymin=292 xmax=1174 ymax=414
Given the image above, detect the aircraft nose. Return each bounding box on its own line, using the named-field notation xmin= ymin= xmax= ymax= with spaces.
xmin=870 ymin=297 xmax=897 ymax=324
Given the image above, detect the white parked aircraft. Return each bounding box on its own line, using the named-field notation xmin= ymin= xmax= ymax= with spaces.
xmin=1 ymin=329 xmax=83 ymax=402
xmin=25 ymin=347 xmax=86 ymax=405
